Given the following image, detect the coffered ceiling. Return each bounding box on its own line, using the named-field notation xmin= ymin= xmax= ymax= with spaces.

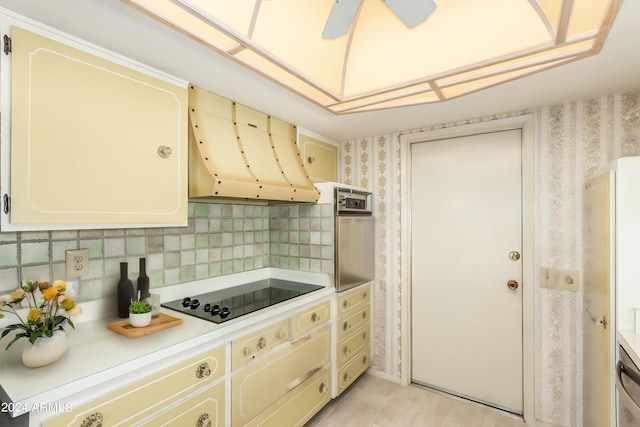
xmin=0 ymin=0 xmax=639 ymax=141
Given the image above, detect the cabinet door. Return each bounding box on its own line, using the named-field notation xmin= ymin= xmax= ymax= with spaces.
xmin=232 ymin=324 xmax=330 ymax=426
xmin=43 ymin=346 xmax=224 ymax=426
xmin=4 ymin=24 xmax=188 ymax=229
xmin=139 ymin=380 xmax=225 ymax=427
xmin=245 ymin=367 xmax=331 ymax=427
xmin=298 ymin=132 xmax=338 ymax=183
xmin=290 ymin=300 xmax=331 ymax=339
xmin=336 ymin=348 xmax=370 ymax=395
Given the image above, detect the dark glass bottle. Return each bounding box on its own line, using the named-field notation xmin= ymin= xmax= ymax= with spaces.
xmin=137 ymin=257 xmax=150 ymax=301
xmin=117 ymin=262 xmax=134 ymax=318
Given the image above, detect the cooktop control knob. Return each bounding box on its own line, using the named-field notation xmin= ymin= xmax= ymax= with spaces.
xmin=209 ymin=304 xmax=221 ymax=315
xmin=220 ymin=306 xmax=231 ymax=318
xmin=203 ymin=303 xmax=211 ymax=312
xmin=189 ymin=299 xmax=200 ymax=309
xmin=181 ymin=297 xmax=191 ymax=307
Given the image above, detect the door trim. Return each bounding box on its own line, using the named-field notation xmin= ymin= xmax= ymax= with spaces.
xmin=399 ymin=115 xmax=536 ymax=425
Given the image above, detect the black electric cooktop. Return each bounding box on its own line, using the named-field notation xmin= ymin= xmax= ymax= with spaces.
xmin=161 ymin=279 xmax=324 ymax=324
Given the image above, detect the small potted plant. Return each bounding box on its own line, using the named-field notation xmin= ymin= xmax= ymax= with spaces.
xmin=129 ymin=300 xmax=152 ymax=328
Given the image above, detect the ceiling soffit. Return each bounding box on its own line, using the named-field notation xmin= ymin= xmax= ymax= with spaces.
xmin=125 ymin=0 xmax=624 ymax=115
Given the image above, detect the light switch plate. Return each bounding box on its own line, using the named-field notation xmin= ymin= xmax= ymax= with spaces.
xmin=65 ymin=249 xmax=89 ymax=278
xmin=540 ymin=267 xmax=579 ymax=291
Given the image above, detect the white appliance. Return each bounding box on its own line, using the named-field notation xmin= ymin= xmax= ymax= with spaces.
xmin=584 ymin=157 xmax=640 ymax=427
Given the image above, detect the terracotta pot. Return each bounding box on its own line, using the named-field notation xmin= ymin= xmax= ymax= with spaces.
xmin=22 ymin=329 xmax=68 ymax=368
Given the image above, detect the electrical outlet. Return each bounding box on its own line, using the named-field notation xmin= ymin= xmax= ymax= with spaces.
xmin=65 ymin=249 xmax=89 ymax=278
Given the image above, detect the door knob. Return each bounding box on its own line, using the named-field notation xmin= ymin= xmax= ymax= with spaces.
xmin=507 ymin=280 xmax=519 ymax=290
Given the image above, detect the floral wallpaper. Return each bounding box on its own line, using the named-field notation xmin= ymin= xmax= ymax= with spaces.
xmin=340 ymin=92 xmax=640 ymax=426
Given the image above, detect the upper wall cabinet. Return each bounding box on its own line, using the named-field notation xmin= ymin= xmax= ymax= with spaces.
xmin=0 ymin=13 xmax=188 ymax=231
xmin=297 ymin=129 xmax=339 ymax=183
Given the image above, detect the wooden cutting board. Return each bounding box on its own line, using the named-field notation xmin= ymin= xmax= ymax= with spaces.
xmin=107 ymin=313 xmax=183 ymax=338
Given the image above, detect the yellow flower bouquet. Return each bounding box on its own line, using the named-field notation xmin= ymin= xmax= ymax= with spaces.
xmin=0 ymin=280 xmax=81 ymax=350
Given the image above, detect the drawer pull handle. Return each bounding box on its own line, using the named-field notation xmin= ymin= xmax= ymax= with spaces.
xmin=196 ymin=413 xmax=212 ymax=427
xmin=288 ymin=365 xmax=323 ymax=391
xmin=342 ymin=300 xmax=351 ymax=309
xmin=81 ymin=412 xmax=103 ymax=427
xmin=311 ymin=312 xmax=318 ymax=322
xmin=362 ymin=312 xmax=367 ymax=319
xmin=290 ymin=334 xmax=312 ymax=345
xmin=362 ymin=355 xmax=368 ymax=365
xmin=319 ymin=382 xmax=328 ymax=393
xmin=243 ymin=346 xmax=252 ymax=357
xmin=257 ymin=336 xmax=267 ymax=350
xmin=343 ymin=321 xmax=350 ymax=331
xmin=196 ymin=362 xmax=211 ymax=379
xmin=343 ymin=372 xmax=351 ymax=383
xmin=342 ymin=345 xmax=351 ymax=355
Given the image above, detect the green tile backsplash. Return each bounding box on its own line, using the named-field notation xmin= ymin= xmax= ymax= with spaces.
xmin=0 ymin=201 xmax=334 ymax=301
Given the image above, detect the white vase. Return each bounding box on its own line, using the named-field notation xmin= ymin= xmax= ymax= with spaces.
xmin=129 ymin=312 xmax=152 ymax=327
xmin=22 ymin=329 xmax=68 ymax=368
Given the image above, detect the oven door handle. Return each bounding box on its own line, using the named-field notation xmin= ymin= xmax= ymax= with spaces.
xmin=617 ymin=360 xmax=640 ymax=417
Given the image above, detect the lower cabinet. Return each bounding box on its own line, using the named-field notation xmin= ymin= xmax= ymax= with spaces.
xmin=138 ymin=381 xmax=225 ymax=427
xmin=334 ymin=283 xmax=371 ymax=396
xmin=244 ymin=367 xmax=331 ymax=427
xmin=42 ymin=346 xmax=225 ymax=426
xmin=231 ymin=300 xmax=332 ymax=427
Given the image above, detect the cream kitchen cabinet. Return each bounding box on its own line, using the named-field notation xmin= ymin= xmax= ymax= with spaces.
xmin=0 ymin=13 xmax=188 ymax=231
xmin=42 ymin=345 xmax=225 ymax=427
xmin=334 ymin=283 xmax=371 ymax=396
xmin=231 ymin=301 xmax=332 ymax=427
xmin=297 ymin=129 xmax=339 ymax=183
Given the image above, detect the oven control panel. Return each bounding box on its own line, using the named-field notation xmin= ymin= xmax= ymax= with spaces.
xmin=336 ymin=188 xmax=372 ymax=214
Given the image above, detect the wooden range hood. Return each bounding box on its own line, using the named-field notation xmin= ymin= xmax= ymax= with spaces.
xmin=188 ymin=85 xmax=320 ymax=203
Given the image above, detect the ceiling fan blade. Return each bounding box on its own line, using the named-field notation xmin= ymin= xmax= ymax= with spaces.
xmin=383 ymin=0 xmax=436 ymax=28
xmin=322 ymin=0 xmax=361 ymax=39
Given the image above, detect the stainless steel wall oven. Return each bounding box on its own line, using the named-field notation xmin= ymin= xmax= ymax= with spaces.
xmin=334 ymin=188 xmax=375 ymax=292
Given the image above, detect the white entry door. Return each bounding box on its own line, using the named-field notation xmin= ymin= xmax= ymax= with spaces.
xmin=410 ymin=129 xmax=523 ymax=414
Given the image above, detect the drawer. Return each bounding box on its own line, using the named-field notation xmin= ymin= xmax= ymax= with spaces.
xmin=291 ymin=300 xmax=331 ymax=339
xmin=336 ymin=322 xmax=370 ymax=367
xmin=138 ymin=380 xmax=225 ymax=426
xmin=245 ymin=367 xmax=331 ymax=427
xmin=337 ymin=284 xmax=370 ymax=316
xmin=232 ymin=318 xmax=289 ymax=370
xmin=336 ymin=348 xmax=370 ymax=396
xmin=232 ymin=324 xmax=330 ymax=427
xmin=43 ymin=346 xmax=225 ymax=427
xmin=337 ymin=306 xmax=370 ymax=340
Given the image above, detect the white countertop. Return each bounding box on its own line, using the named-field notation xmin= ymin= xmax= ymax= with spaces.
xmin=0 ymin=268 xmax=333 ymax=420
xmin=618 ymin=329 xmax=640 ymax=367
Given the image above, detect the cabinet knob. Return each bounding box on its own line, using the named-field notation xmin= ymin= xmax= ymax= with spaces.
xmin=362 ymin=311 xmax=367 ymax=319
xmin=343 ymin=321 xmax=350 ymax=331
xmin=342 ymin=345 xmax=351 ymax=355
xmin=196 ymin=413 xmax=212 ymax=427
xmin=343 ymin=372 xmax=351 ymax=383
xmin=243 ymin=346 xmax=252 ymax=357
xmin=274 ymin=329 xmax=286 ymax=340
xmin=157 ymin=145 xmax=173 ymax=159
xmin=81 ymin=412 xmax=103 ymax=427
xmin=362 ymin=355 xmax=367 ymax=365
xmin=319 ymin=382 xmax=328 ymax=393
xmin=342 ymin=300 xmax=351 ymax=309
xmin=311 ymin=312 xmax=318 ymax=322
xmin=307 ymin=156 xmax=316 ymax=164
xmin=195 ymin=362 xmax=211 ymax=379
xmin=257 ymin=336 xmax=267 ymax=350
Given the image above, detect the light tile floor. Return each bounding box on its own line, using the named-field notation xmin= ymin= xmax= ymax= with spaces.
xmin=306 ymin=373 xmax=527 ymax=427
